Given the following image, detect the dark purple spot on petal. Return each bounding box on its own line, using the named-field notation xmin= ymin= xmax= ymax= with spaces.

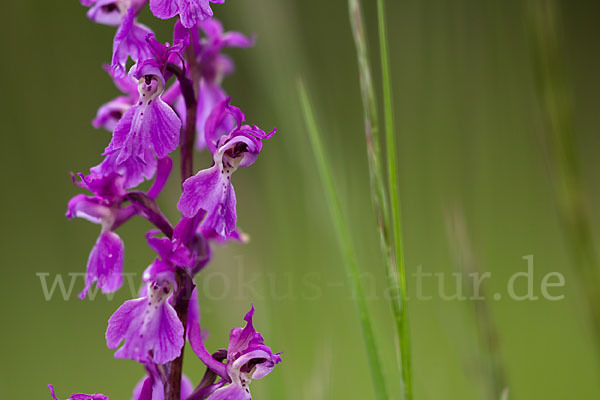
xmin=101 ymin=3 xmax=118 ymax=13
xmin=109 ymin=110 xmax=122 ymax=121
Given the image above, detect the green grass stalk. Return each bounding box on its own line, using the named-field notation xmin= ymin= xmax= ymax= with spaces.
xmin=376 ymin=0 xmax=412 ymax=397
xmin=348 ymin=0 xmax=388 ymax=225
xmin=348 ymin=0 xmax=408 ymax=397
xmin=298 ymin=79 xmax=389 ymax=400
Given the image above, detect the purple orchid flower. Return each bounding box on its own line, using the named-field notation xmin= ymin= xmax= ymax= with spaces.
xmin=105 ymin=214 xmax=206 ymax=364
xmin=66 ymin=172 xmax=130 ymax=299
xmin=93 ymin=66 xmax=139 ymax=132
xmin=112 ymin=6 xmax=154 ymax=77
xmin=105 ymin=27 xmax=189 ymax=166
xmin=149 ymin=0 xmax=225 ymax=29
xmin=106 ymin=277 xmax=184 ymax=364
xmin=68 ymin=157 xmax=172 ymax=299
xmin=49 ymin=384 xmax=108 ymax=400
xmin=104 ymin=61 xmax=181 ymax=167
xmin=139 ymin=265 xmax=201 ymax=341
xmin=189 ymin=306 xmax=281 ymax=400
xmin=143 ymin=215 xmax=209 ymax=331
xmin=175 ymin=19 xmax=254 ymax=150
xmin=98 ymin=28 xmax=189 ymax=184
xmin=177 ymin=98 xmax=275 ymax=241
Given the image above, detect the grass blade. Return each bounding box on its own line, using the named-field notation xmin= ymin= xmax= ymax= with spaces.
xmin=348 ymin=0 xmax=408 ymax=397
xmin=376 ymin=0 xmax=413 ymax=398
xmin=298 ymin=79 xmax=389 ymax=400
xmin=348 ymin=0 xmax=387 ymax=222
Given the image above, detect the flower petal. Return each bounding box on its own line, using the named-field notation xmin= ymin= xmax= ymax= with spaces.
xmin=48 ymin=384 xmax=109 ymax=400
xmin=109 ymin=97 xmax=181 ymax=164
xmin=147 ymin=156 xmax=173 ymax=199
xmin=149 ymin=0 xmax=180 ymax=21
xmin=79 ymin=231 xmax=124 ymax=299
xmin=233 ymin=349 xmax=280 ymax=380
xmin=177 ymin=164 xmax=221 ymax=218
xmin=106 ymin=281 xmax=184 ymax=364
xmin=112 ymin=7 xmax=154 ymax=76
xmin=227 ymin=306 xmax=258 ymax=358
xmin=87 ymin=0 xmax=124 ymax=26
xmin=205 ymin=98 xmax=243 ymax=154
xmin=176 ymin=0 xmax=214 ymax=29
xmin=205 ymin=383 xmax=251 ymax=400
xmin=66 ymin=195 xmax=110 ymax=224
xmin=92 ymin=149 xmax=158 ymax=189
xmin=177 ymin=164 xmax=237 ymax=240
xmin=131 ymin=376 xmax=152 ymax=400
xmin=93 ymin=96 xmax=135 ymax=132
xmin=131 ymin=374 xmax=193 ymax=400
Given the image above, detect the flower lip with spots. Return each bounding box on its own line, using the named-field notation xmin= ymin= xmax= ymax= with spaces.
xmin=177 ymin=98 xmax=275 ymax=241
xmin=104 ymin=62 xmax=182 ymax=167
xmin=106 ymin=279 xmax=184 ymax=364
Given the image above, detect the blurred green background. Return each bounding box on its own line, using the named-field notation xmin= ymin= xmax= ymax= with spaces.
xmin=1 ymin=0 xmax=600 ymax=399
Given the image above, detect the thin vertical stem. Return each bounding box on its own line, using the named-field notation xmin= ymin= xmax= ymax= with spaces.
xmin=298 ymin=79 xmax=389 ymax=400
xmin=376 ymin=0 xmax=412 ymax=398
xmin=164 ymin=42 xmax=198 ymax=400
xmin=167 ymin=270 xmax=194 ymax=400
xmin=348 ymin=0 xmax=407 ymax=396
xmin=178 ymin=63 xmax=197 ymax=182
xmin=348 ymin=0 xmax=389 ymax=227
